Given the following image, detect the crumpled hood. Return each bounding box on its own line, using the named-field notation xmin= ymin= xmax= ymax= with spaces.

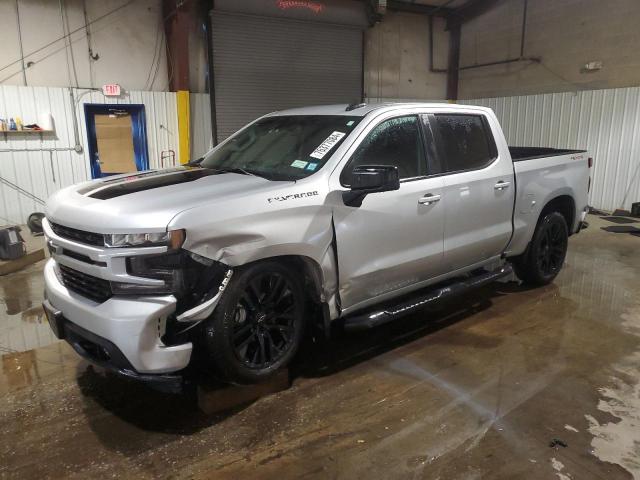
xmin=45 ymin=168 xmax=288 ymax=233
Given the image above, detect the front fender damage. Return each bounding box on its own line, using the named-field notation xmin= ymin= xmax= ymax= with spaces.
xmin=176 ymin=267 xmax=233 ymax=323
xmin=164 ymin=208 xmax=342 ymax=343
xmin=161 ymin=252 xmax=233 ymax=345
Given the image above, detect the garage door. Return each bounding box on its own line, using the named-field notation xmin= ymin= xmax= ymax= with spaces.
xmin=211 ymin=12 xmax=364 ymax=140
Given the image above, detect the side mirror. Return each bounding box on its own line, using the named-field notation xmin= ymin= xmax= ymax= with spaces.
xmin=343 ymin=165 xmax=400 ymax=207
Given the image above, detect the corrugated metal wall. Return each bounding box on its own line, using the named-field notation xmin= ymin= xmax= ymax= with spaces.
xmin=0 ymin=85 xmax=179 ymax=225
xmin=462 ymin=87 xmax=640 ymax=212
xmin=190 ymin=93 xmax=212 ymax=159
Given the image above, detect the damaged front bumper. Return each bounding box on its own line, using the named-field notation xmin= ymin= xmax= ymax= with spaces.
xmin=43 ymin=298 xmax=185 ymax=393
xmin=44 ymin=252 xmax=233 ymax=386
xmin=44 ymin=259 xmax=192 ymax=374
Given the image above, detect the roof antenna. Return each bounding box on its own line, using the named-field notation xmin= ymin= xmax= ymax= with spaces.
xmin=346 ymin=102 xmax=367 ymax=111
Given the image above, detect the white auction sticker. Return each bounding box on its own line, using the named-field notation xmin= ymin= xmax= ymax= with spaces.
xmin=309 ymin=131 xmax=346 ymax=159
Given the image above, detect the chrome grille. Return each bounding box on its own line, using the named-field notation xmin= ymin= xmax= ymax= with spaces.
xmin=59 ymin=264 xmax=112 ymax=303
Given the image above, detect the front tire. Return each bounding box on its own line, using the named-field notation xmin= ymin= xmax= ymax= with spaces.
xmin=514 ymin=211 xmax=569 ymax=286
xmin=201 ymin=261 xmax=306 ymax=384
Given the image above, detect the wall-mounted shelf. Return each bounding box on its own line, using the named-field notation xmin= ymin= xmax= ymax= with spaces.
xmin=1 ymin=130 xmax=55 ymax=141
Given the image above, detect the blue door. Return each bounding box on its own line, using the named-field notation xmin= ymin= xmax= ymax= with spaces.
xmin=85 ymin=104 xmax=149 ymax=178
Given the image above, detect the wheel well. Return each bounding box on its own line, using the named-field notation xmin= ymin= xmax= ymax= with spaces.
xmin=243 ymin=255 xmax=329 ymax=337
xmin=242 ymin=255 xmax=324 ymax=304
xmin=514 ymin=195 xmax=576 ymax=262
xmin=539 ymin=195 xmax=575 ymax=231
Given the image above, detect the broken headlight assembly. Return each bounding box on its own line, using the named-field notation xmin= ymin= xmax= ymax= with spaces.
xmin=111 ymin=251 xmax=188 ymax=295
xmin=109 ymin=229 xmax=188 ymax=295
xmin=111 ymin=242 xmax=228 ymax=301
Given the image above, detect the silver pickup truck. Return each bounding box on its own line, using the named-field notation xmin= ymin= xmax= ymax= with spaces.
xmin=42 ymin=103 xmax=590 ymax=387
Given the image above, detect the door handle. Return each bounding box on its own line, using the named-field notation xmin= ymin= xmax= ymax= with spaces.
xmin=418 ymin=194 xmax=441 ymax=205
xmin=494 ymin=181 xmax=511 ymax=190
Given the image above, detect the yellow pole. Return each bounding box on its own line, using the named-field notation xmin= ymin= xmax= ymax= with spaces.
xmin=177 ymin=90 xmax=190 ymax=164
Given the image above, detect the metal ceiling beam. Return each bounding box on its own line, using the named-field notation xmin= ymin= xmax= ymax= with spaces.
xmin=386 ymin=0 xmax=454 ymax=17
xmin=163 ymin=0 xmax=191 ymax=91
xmin=447 ymin=0 xmax=504 ymax=28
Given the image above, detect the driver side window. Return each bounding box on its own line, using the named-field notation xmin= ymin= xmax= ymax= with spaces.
xmin=341 ymin=115 xmax=426 ymax=185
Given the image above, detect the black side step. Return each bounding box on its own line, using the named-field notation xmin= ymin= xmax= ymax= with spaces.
xmin=343 ymin=264 xmax=513 ymax=332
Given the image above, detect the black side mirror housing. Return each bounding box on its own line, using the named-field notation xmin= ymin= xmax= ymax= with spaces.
xmin=343 ymin=165 xmax=400 ymax=207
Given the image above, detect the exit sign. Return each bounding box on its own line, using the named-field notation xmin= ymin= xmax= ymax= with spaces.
xmin=102 ymin=84 xmax=121 ymax=96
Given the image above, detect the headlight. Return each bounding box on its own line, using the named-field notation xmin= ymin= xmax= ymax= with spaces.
xmin=114 ymin=251 xmax=187 ymax=296
xmin=104 ymin=229 xmax=185 ymax=249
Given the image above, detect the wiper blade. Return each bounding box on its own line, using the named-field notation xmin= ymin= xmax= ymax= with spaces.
xmin=213 ymin=167 xmax=271 ymax=180
xmin=186 ymin=157 xmax=204 ymax=166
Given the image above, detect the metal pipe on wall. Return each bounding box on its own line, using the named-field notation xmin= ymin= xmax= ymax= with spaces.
xmin=14 ymin=0 xmax=27 ymax=86
xmin=0 ymin=177 xmax=45 ymax=205
xmin=0 ymin=0 xmax=135 ymax=82
xmin=520 ymin=0 xmax=528 ymax=58
xmin=458 ymin=0 xmax=533 ymax=71
xmin=0 ymin=147 xmax=76 ymax=153
xmin=459 ymin=56 xmax=539 ymax=71
xmin=68 ymin=88 xmax=83 ymax=153
xmin=203 ymin=1 xmax=217 ymax=146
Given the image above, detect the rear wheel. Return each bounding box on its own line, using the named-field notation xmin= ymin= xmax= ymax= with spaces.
xmin=201 ymin=261 xmax=305 ymax=384
xmin=514 ymin=211 xmax=568 ymax=286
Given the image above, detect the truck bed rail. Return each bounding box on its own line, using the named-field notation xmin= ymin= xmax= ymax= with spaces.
xmin=509 ymin=146 xmax=586 ymax=162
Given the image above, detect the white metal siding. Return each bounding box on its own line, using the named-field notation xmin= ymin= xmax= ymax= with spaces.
xmin=0 ymin=85 xmax=179 ymax=225
xmin=190 ymin=93 xmax=212 ymax=159
xmin=462 ymin=87 xmax=640 ymax=212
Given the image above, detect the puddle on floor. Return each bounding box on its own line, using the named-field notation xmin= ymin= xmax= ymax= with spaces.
xmin=586 ymin=302 xmax=640 ymax=479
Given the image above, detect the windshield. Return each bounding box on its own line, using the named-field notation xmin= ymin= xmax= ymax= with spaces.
xmin=199 ymin=115 xmax=363 ymax=180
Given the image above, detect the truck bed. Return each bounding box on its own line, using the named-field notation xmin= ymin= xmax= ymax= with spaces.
xmin=509 ymin=146 xmax=586 ymax=161
xmin=507 ymin=149 xmax=591 ymax=257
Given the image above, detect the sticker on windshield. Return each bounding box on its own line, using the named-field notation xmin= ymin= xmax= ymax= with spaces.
xmin=306 ymin=162 xmax=318 ymax=171
xmin=291 ymin=160 xmax=308 ymax=169
xmin=309 ymin=131 xmax=346 ymax=159
xmin=346 ymin=120 xmax=355 ymax=127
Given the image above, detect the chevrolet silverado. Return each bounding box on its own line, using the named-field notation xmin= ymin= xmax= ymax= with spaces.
xmin=42 ymin=103 xmax=591 ymax=387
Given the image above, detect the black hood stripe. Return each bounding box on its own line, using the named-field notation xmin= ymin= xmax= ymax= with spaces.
xmin=82 ymin=168 xmax=219 ymax=200
xmin=77 ymin=168 xmax=189 ymax=195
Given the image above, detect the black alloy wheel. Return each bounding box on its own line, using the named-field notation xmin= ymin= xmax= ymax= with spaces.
xmin=231 ymin=272 xmax=297 ymax=368
xmin=536 ymin=218 xmax=568 ymax=276
xmin=513 ymin=211 xmax=569 ymax=286
xmin=202 ymin=260 xmax=305 ymax=384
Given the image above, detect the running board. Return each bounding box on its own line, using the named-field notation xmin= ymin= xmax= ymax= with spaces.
xmin=343 ymin=264 xmax=513 ymax=332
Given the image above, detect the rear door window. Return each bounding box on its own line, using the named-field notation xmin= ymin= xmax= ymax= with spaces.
xmin=432 ymin=114 xmax=497 ymax=173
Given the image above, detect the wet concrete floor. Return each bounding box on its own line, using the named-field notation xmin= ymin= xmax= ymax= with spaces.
xmin=0 ymin=214 xmax=639 ymax=479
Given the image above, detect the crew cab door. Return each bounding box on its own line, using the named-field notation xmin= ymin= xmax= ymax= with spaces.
xmin=332 ymin=114 xmax=445 ymax=313
xmin=429 ymin=112 xmax=515 ymax=271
